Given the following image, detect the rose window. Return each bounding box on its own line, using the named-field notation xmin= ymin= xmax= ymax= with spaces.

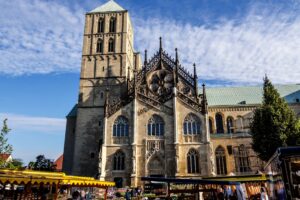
xmin=147 ymin=70 xmax=174 ymax=96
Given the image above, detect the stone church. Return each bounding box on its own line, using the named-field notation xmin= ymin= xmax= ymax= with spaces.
xmin=63 ymin=0 xmax=300 ymax=187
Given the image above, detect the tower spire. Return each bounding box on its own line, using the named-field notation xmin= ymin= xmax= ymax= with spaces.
xmin=133 ymin=69 xmax=137 ymax=98
xmin=193 ymin=63 xmax=199 ymax=102
xmin=144 ymin=49 xmax=148 ymax=66
xmin=159 ymin=37 xmax=162 ymax=51
xmin=174 ymin=48 xmax=179 ymax=86
xmin=201 ymin=83 xmax=208 ymax=114
xmin=159 ymin=37 xmax=163 ymax=69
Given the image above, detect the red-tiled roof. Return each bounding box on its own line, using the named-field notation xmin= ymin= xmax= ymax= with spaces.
xmin=0 ymin=154 xmax=11 ymax=161
xmin=54 ymin=155 xmax=63 ymax=171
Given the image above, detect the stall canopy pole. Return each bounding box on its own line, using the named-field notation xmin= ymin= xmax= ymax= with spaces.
xmin=104 ymin=187 xmax=108 ymax=200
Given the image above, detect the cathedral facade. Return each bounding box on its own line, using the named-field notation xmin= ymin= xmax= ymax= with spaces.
xmin=62 ymin=0 xmax=300 ymax=187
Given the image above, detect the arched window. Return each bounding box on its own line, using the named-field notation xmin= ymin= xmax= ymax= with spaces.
xmin=215 ymin=146 xmax=227 ymax=175
xmin=227 ymin=117 xmax=234 ymax=133
xmin=234 ymin=145 xmax=250 ymax=173
xmin=187 ymin=149 xmax=200 ymax=173
xmin=209 ymin=118 xmax=214 ymax=134
xmin=215 ymin=113 xmax=224 ymax=133
xmin=183 ymin=113 xmax=201 ymax=135
xmin=98 ymin=18 xmax=104 ymax=33
xmin=147 ymin=115 xmax=164 ymax=136
xmin=108 ymin=38 xmax=114 ymax=52
xmin=109 ymin=17 xmax=116 ymax=32
xmin=236 ymin=116 xmax=244 ymax=133
xmin=96 ymin=39 xmax=103 ymax=53
xmin=113 ymin=116 xmax=129 ymax=137
xmin=113 ymin=151 xmax=125 ymax=170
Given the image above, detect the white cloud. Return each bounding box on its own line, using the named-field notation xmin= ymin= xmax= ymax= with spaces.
xmin=133 ymin=9 xmax=300 ymax=84
xmin=0 ymin=0 xmax=84 ymax=75
xmin=0 ymin=113 xmax=65 ymax=134
xmin=0 ymin=0 xmax=300 ymax=84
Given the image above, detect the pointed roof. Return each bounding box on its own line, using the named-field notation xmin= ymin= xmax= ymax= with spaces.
xmin=89 ymin=0 xmax=126 ymax=13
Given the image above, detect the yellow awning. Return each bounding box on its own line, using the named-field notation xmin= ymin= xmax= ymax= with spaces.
xmin=0 ymin=169 xmax=115 ymax=187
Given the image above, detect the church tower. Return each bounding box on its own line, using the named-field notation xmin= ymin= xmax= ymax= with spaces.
xmin=63 ymin=0 xmax=141 ymax=176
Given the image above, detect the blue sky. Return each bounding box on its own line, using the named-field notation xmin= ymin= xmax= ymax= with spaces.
xmin=0 ymin=0 xmax=300 ymax=164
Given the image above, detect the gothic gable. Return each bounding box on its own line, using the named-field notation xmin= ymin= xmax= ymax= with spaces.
xmin=106 ymin=39 xmax=208 ymax=117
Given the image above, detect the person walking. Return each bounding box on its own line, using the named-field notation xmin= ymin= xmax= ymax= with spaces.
xmin=125 ymin=189 xmax=131 ymax=200
xmin=260 ymin=187 xmax=269 ymax=200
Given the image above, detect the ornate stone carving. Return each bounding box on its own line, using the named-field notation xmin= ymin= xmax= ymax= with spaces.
xmin=106 ymin=48 xmax=204 ymax=117
xmin=147 ymin=69 xmax=174 ymax=97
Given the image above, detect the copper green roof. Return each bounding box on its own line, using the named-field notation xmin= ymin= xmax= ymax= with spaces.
xmin=89 ymin=0 xmax=126 ymax=13
xmin=206 ymin=84 xmax=300 ymax=106
xmin=66 ymin=84 xmax=300 ymax=117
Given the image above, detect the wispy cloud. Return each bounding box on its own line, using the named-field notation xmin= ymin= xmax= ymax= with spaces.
xmin=0 ymin=113 xmax=65 ymax=134
xmin=0 ymin=0 xmax=84 ymax=75
xmin=0 ymin=0 xmax=300 ymax=85
xmin=133 ymin=3 xmax=300 ymax=84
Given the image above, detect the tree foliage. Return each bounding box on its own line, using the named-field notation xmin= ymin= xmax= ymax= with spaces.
xmin=3 ymin=158 xmax=24 ymax=169
xmin=251 ymin=76 xmax=300 ymax=161
xmin=0 ymin=119 xmax=14 ymax=168
xmin=0 ymin=119 xmax=13 ymax=154
xmin=28 ymin=155 xmax=56 ymax=171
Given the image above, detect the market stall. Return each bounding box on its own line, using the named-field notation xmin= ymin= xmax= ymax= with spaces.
xmin=0 ymin=169 xmax=115 ymax=199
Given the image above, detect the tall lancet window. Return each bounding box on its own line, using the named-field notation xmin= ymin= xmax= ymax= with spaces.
xmin=227 ymin=116 xmax=234 ymax=133
xmin=109 ymin=17 xmax=116 ymax=32
xmin=98 ymin=18 xmax=104 ymax=33
xmin=108 ymin=38 xmax=115 ymax=52
xmin=113 ymin=116 xmax=129 ymax=137
xmin=187 ymin=149 xmax=200 ymax=173
xmin=215 ymin=146 xmax=227 ymax=175
xmin=215 ymin=113 xmax=224 ymax=133
xmin=113 ymin=151 xmax=125 ymax=170
xmin=96 ymin=39 xmax=103 ymax=53
xmin=234 ymin=145 xmax=251 ymax=173
xmin=209 ymin=118 xmax=214 ymax=134
xmin=147 ymin=115 xmax=164 ymax=136
xmin=183 ymin=113 xmax=201 ymax=135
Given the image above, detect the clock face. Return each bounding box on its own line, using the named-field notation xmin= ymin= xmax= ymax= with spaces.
xmin=147 ymin=69 xmax=174 ymax=97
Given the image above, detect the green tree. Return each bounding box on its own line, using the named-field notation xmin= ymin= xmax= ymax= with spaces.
xmin=5 ymin=158 xmax=24 ymax=169
xmin=0 ymin=119 xmax=13 ymax=168
xmin=251 ymin=76 xmax=300 ymax=161
xmin=28 ymin=155 xmax=56 ymax=171
xmin=0 ymin=119 xmax=13 ymax=154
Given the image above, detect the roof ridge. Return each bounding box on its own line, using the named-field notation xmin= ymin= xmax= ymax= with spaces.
xmin=89 ymin=0 xmax=126 ymax=13
xmin=206 ymin=83 xmax=300 ymax=89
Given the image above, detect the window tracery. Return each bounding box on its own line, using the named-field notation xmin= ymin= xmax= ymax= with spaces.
xmin=234 ymin=145 xmax=251 ymax=173
xmin=227 ymin=116 xmax=234 ymax=133
xmin=215 ymin=146 xmax=227 ymax=175
xmin=96 ymin=39 xmax=103 ymax=53
xmin=108 ymin=38 xmax=114 ymax=52
xmin=98 ymin=18 xmax=104 ymax=33
xmin=109 ymin=17 xmax=116 ymax=32
xmin=113 ymin=151 xmax=125 ymax=170
xmin=147 ymin=115 xmax=164 ymax=136
xmin=113 ymin=116 xmax=129 ymax=137
xmin=187 ymin=149 xmax=200 ymax=173
xmin=183 ymin=113 xmax=201 ymax=135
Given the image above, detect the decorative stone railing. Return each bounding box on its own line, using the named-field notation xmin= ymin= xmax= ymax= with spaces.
xmin=146 ymin=139 xmax=165 ymax=159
